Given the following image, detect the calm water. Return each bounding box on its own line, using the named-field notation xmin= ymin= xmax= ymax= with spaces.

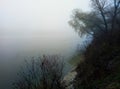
xmin=0 ymin=28 xmax=83 ymax=89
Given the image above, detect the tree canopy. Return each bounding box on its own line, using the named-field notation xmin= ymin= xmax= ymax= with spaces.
xmin=69 ymin=0 xmax=120 ymax=37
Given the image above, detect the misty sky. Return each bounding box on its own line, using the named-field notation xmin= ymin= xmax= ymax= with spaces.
xmin=0 ymin=0 xmax=91 ymax=59
xmin=0 ymin=0 xmax=90 ymax=38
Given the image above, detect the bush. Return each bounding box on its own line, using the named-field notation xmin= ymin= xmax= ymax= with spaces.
xmin=13 ymin=55 xmax=65 ymax=89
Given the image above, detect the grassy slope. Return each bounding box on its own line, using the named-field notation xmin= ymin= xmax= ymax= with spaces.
xmin=69 ymin=53 xmax=84 ymax=66
xmin=74 ymin=30 xmax=120 ymax=89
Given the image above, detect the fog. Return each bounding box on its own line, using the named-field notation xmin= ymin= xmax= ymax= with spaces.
xmin=0 ymin=0 xmax=90 ymax=88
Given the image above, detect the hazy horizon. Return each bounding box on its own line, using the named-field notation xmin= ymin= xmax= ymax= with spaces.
xmin=0 ymin=0 xmax=90 ymax=60
xmin=0 ymin=0 xmax=90 ymax=88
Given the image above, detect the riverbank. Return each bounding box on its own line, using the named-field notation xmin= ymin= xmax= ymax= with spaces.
xmin=62 ymin=66 xmax=77 ymax=89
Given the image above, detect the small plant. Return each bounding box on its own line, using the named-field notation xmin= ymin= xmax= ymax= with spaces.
xmin=13 ymin=55 xmax=65 ymax=89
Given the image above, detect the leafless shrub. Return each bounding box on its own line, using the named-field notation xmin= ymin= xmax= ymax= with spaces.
xmin=13 ymin=55 xmax=65 ymax=89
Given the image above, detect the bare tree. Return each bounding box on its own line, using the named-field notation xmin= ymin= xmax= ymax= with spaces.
xmin=91 ymin=0 xmax=108 ymax=32
xmin=111 ymin=0 xmax=120 ymax=30
xmin=91 ymin=0 xmax=120 ymax=31
xmin=69 ymin=0 xmax=120 ymax=37
xmin=13 ymin=55 xmax=65 ymax=89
